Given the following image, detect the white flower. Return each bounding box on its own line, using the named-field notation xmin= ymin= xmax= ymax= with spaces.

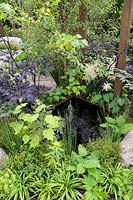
xmin=84 ymin=63 xmax=97 ymax=80
xmin=102 ymin=82 xmax=112 ymax=91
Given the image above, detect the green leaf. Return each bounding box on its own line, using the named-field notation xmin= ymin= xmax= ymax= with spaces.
xmin=120 ymin=124 xmax=133 ymax=135
xmin=112 ymin=106 xmax=119 ymax=114
xmin=35 ymin=104 xmax=46 ymax=113
xmin=81 ymin=39 xmax=88 ymax=47
xmin=69 ymin=77 xmax=75 ymax=83
xmin=91 ymin=94 xmax=102 ymax=103
xmin=66 ymin=165 xmax=76 ymax=171
xmin=13 ymin=103 xmax=27 ymax=114
xmin=75 ymin=90 xmax=80 ymax=96
xmin=117 ymin=98 xmax=123 ymax=106
xmin=77 ymin=164 xmax=86 ymax=174
xmin=84 ymin=159 xmax=101 ymax=169
xmin=72 ymin=87 xmax=78 ymax=94
xmin=23 ymin=135 xmax=30 ymax=144
xmin=100 ymin=123 xmax=107 ymax=128
xmin=90 ymin=150 xmax=101 ymax=160
xmin=84 ymin=190 xmax=97 ymax=200
xmin=103 ymin=94 xmax=110 ymax=103
xmin=109 ymin=100 xmax=116 ymax=108
xmin=116 ymin=116 xmax=125 ymax=126
xmin=19 ymin=113 xmax=39 ymax=123
xmin=78 ymin=145 xmax=87 ymax=157
xmin=83 ymin=175 xmax=97 ymax=190
xmin=109 ymin=92 xmax=114 ymax=100
xmin=30 ymin=134 xmax=40 ymax=148
xmin=43 ymin=128 xmax=55 ymax=141
xmin=87 ymin=168 xmax=104 ymax=183
xmin=45 ymin=115 xmax=59 ymax=128
xmin=0 ymin=3 xmax=15 ymax=16
xmin=105 ymin=117 xmax=116 ymax=124
xmin=10 ymin=122 xmax=23 ymax=135
xmin=76 ymin=34 xmax=82 ymax=39
xmin=54 ymin=96 xmax=60 ymax=101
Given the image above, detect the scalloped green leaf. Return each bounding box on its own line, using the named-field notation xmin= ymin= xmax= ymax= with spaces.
xmin=43 ymin=128 xmax=55 ymax=141
xmin=23 ymin=135 xmax=30 ymax=144
xmin=78 ymin=145 xmax=87 ymax=157
xmin=30 ymin=134 xmax=40 ymax=148
xmin=10 ymin=122 xmax=23 ymax=135
xmin=84 ymin=159 xmax=101 ymax=169
xmin=45 ymin=115 xmax=59 ymax=128
xmin=77 ymin=164 xmax=85 ymax=174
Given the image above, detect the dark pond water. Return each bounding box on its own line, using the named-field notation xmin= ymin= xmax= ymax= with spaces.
xmin=53 ymin=96 xmax=104 ymax=146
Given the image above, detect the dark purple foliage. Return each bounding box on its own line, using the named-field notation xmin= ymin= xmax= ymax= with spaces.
xmin=0 ymin=55 xmax=53 ymax=105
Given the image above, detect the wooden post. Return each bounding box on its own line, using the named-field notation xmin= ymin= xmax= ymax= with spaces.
xmin=79 ymin=2 xmax=87 ymax=39
xmin=0 ymin=21 xmax=4 ymax=37
xmin=114 ymin=0 xmax=133 ymax=96
xmin=79 ymin=1 xmax=87 ymax=55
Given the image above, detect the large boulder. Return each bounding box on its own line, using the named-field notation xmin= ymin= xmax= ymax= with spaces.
xmin=0 ymin=148 xmax=9 ymax=169
xmin=120 ymin=130 xmax=133 ymax=167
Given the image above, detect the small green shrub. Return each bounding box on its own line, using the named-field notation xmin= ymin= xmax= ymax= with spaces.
xmin=87 ymin=137 xmax=121 ymax=168
xmin=0 ymin=168 xmax=13 ymax=199
xmin=66 ymin=145 xmax=109 ymax=200
xmin=83 ymin=175 xmax=109 ymax=200
xmin=9 ymin=148 xmax=35 ymax=172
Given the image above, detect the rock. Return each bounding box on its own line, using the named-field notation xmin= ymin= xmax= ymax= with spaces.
xmin=0 ymin=50 xmax=22 ymax=68
xmin=27 ymin=74 xmax=57 ymax=92
xmin=0 ymin=37 xmax=22 ymax=50
xmin=0 ymin=148 xmax=9 ymax=169
xmin=120 ymin=130 xmax=133 ymax=167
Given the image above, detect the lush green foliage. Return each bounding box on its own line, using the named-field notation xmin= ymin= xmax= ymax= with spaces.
xmin=91 ymin=91 xmax=130 ymax=116
xmin=10 ymin=100 xmax=61 ymax=148
xmin=100 ymin=115 xmax=133 ymax=141
xmin=0 ymin=138 xmax=132 ymax=200
xmin=67 ymin=145 xmax=109 ymax=200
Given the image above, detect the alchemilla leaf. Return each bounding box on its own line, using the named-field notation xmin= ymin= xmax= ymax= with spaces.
xmin=23 ymin=135 xmax=30 ymax=144
xmin=77 ymin=163 xmax=85 ymax=174
xmin=10 ymin=122 xmax=23 ymax=135
xmin=78 ymin=145 xmax=87 ymax=157
xmin=43 ymin=128 xmax=55 ymax=141
xmin=30 ymin=134 xmax=40 ymax=148
xmin=45 ymin=115 xmax=59 ymax=128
